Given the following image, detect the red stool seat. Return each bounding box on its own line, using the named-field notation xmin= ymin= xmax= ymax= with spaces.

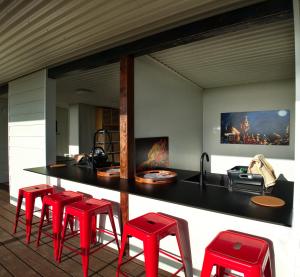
xmin=58 ymin=198 xmax=120 ymax=277
xmin=201 ymin=230 xmax=272 ymax=277
xmin=37 ymin=190 xmax=84 ymax=260
xmin=117 ymin=212 xmax=190 ymax=277
xmin=13 ymin=184 xmax=53 ymax=243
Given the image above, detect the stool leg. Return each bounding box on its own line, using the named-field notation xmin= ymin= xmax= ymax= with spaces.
xmin=107 ymin=206 xmax=120 ymax=250
xmin=80 ymin=214 xmax=91 ymax=277
xmin=58 ymin=213 xmax=70 ymax=263
xmin=115 ymin=206 xmax=123 ymax=238
xmin=68 ymin=215 xmax=75 ymax=234
xmin=37 ymin=202 xmax=46 ymax=247
xmin=174 ymin=226 xmax=191 ymax=276
xmin=106 ymin=200 xmax=122 ymax=241
xmin=264 ymin=258 xmax=272 ymax=277
xmin=91 ymin=215 xmax=97 ymax=244
xmin=116 ymin=226 xmax=129 ymax=277
xmin=216 ymin=266 xmax=226 ymax=276
xmin=144 ymin=236 xmax=159 ymax=277
xmin=52 ymin=203 xmax=63 ymax=261
xmin=41 ymin=195 xmax=50 ymax=224
xmin=25 ymin=193 xmax=35 ymax=244
xmin=98 ymin=213 xmax=106 ymax=244
xmin=200 ymin=254 xmax=214 ymax=277
xmin=13 ymin=190 xmax=23 ymax=233
xmin=244 ymin=267 xmax=261 ymax=277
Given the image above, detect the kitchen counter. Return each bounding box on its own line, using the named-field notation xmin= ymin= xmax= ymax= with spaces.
xmin=25 ymin=166 xmax=293 ymax=227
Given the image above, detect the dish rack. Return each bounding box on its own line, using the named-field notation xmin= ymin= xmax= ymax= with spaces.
xmin=227 ymin=166 xmax=265 ymax=194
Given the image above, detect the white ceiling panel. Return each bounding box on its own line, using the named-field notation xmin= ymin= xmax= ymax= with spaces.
xmin=151 ymin=19 xmax=295 ymax=88
xmin=56 ymin=62 xmax=120 ymax=108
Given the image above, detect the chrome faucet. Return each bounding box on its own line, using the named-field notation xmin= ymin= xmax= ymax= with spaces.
xmin=200 ymin=152 xmax=209 ymax=187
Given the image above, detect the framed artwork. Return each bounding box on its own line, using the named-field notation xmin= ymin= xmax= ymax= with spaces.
xmin=220 ymin=110 xmax=290 ymax=145
xmin=135 ymin=137 xmax=169 ymax=171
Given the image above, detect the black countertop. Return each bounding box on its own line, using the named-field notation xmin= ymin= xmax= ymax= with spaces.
xmin=25 ymin=166 xmax=293 ymax=227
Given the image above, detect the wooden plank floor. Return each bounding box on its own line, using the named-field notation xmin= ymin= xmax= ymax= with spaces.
xmin=0 ymin=184 xmax=170 ymax=277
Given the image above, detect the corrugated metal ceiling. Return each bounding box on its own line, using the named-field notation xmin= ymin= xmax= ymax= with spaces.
xmin=0 ymin=0 xmax=262 ymax=85
xmin=151 ymin=19 xmax=295 ymax=88
xmin=56 ymin=62 xmax=120 ymax=108
xmin=56 ymin=18 xmax=295 ymax=106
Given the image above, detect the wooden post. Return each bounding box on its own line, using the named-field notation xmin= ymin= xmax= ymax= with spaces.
xmin=120 ymin=55 xmax=135 ymax=180
xmin=120 ymin=55 xmax=134 ymax=254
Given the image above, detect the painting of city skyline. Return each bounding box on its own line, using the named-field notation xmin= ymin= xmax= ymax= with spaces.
xmin=221 ymin=110 xmax=290 ymax=145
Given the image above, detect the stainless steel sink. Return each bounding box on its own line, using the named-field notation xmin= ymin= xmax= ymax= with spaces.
xmin=183 ymin=172 xmax=228 ymax=187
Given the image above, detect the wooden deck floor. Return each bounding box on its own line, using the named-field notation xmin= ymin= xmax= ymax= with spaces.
xmin=0 ymin=184 xmax=170 ymax=277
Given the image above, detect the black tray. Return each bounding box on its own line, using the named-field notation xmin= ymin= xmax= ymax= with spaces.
xmin=227 ymin=166 xmax=264 ymax=194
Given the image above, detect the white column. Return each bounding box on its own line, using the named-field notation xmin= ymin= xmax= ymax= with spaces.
xmin=69 ymin=103 xmax=96 ymax=155
xmin=8 ymin=69 xmax=56 ymax=204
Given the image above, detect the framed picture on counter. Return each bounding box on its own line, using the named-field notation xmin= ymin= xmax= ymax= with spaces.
xmin=135 ymin=137 xmax=169 ymax=172
xmin=220 ymin=109 xmax=290 ymax=145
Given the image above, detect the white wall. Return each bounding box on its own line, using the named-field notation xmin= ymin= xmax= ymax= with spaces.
xmin=56 ymin=107 xmax=69 ymax=156
xmin=203 ymin=79 xmax=295 ymax=180
xmin=46 ymin=78 xmax=56 ymax=163
xmin=8 ymin=70 xmax=56 ymax=203
xmin=79 ymin=103 xmax=96 ymax=153
xmin=135 ymin=56 xmax=203 ymax=171
xmin=68 ymin=104 xmax=79 ymax=155
xmin=0 ymin=99 xmax=8 ymax=183
xmin=69 ymin=103 xmax=96 ymax=155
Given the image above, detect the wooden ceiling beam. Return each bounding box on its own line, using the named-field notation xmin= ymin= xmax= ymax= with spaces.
xmin=48 ymin=0 xmax=293 ymax=79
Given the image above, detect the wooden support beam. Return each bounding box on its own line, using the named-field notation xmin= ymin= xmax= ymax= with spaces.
xmin=119 ymin=56 xmax=134 ymax=254
xmin=120 ymin=55 xmax=135 ymax=180
xmin=48 ymin=0 xmax=292 ymax=79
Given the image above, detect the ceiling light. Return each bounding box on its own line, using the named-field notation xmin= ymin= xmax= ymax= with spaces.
xmin=75 ymin=88 xmax=94 ymax=95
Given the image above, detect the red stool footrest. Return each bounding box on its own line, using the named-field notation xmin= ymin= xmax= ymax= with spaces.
xmin=17 ymin=207 xmax=43 ymax=217
xmin=16 ymin=208 xmax=45 ymax=227
xmin=159 ymin=248 xmax=183 ymax=263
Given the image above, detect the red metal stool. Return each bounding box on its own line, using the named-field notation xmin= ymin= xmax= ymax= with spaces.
xmin=13 ymin=184 xmax=53 ymax=243
xmin=58 ymin=198 xmax=120 ymax=277
xmin=117 ymin=212 xmax=189 ymax=277
xmin=37 ymin=190 xmax=84 ymax=260
xmin=201 ymin=230 xmax=272 ymax=277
